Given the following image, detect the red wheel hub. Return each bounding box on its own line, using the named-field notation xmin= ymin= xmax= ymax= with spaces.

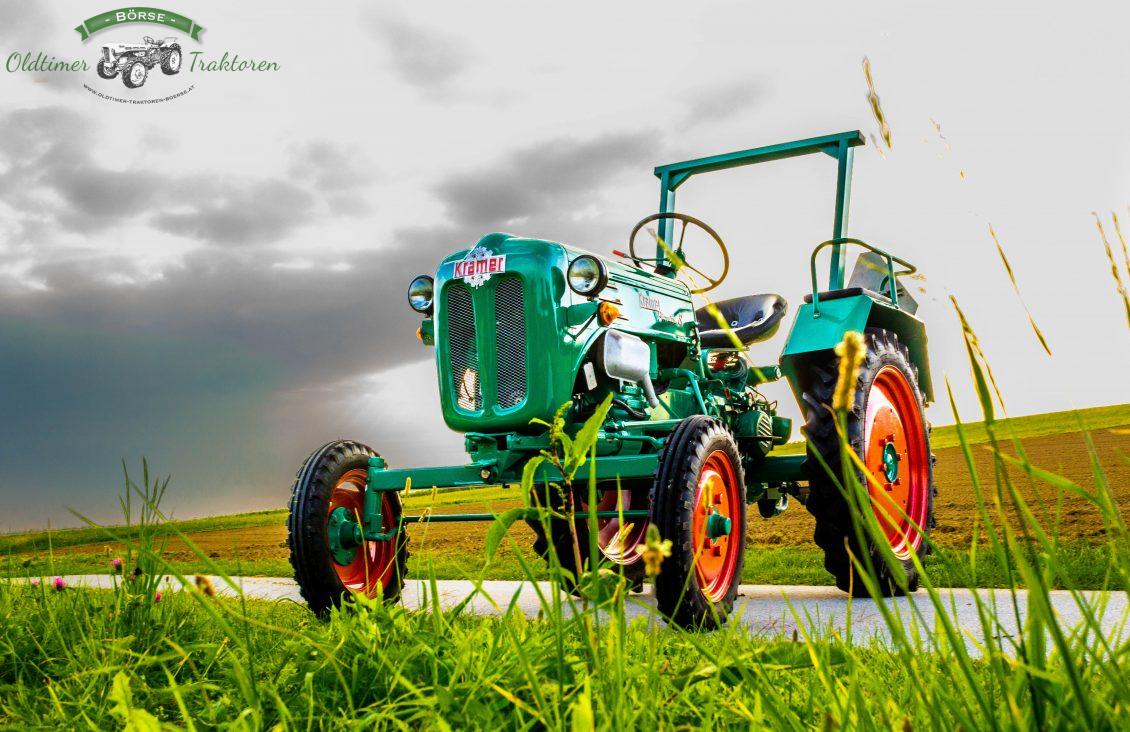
xmin=690 ymin=450 xmax=741 ymax=601
xmin=584 ymin=484 xmax=647 ymax=565
xmin=328 ymin=469 xmax=396 ymax=597
xmin=864 ymin=366 xmax=929 ymax=559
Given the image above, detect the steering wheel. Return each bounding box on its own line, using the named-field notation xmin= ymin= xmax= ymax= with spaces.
xmin=628 ymin=212 xmax=730 ymax=294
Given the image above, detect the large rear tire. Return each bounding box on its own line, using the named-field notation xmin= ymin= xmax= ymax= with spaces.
xmin=801 ymin=328 xmax=936 ymax=596
xmin=287 ymin=440 xmax=409 ymax=615
xmin=161 ymin=46 xmax=181 ymax=74
xmin=652 ymin=416 xmax=746 ymax=629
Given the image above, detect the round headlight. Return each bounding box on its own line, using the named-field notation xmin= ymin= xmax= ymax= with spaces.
xmin=407 ymin=275 xmax=434 ymax=314
xmin=567 ymin=255 xmax=608 ymax=296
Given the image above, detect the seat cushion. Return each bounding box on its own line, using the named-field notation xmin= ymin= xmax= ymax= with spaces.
xmin=695 ymin=294 xmax=788 ymax=348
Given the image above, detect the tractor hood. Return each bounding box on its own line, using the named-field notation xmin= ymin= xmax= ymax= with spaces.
xmin=103 ymin=43 xmax=148 ymax=54
xmin=430 ymin=233 xmax=694 ymax=434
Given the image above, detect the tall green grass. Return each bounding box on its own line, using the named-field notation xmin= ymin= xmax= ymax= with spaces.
xmin=2 ymin=320 xmax=1128 ymax=729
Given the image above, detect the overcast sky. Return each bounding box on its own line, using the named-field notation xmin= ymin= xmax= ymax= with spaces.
xmin=1 ymin=0 xmax=1128 ymax=531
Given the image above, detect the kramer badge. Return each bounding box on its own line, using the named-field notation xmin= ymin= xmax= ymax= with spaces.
xmin=453 ymin=246 xmax=506 ymax=287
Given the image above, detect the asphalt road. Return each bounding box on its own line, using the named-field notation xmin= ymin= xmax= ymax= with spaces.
xmin=29 ymin=574 xmax=1129 ymax=652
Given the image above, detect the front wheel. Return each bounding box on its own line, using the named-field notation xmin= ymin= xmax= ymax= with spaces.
xmin=651 ymin=416 xmax=746 ymax=629
xmin=97 ymin=59 xmax=118 ymax=79
xmin=802 ymin=328 xmax=936 ymax=596
xmin=287 ymin=440 xmax=409 ymax=615
xmin=122 ymin=60 xmax=148 ymax=88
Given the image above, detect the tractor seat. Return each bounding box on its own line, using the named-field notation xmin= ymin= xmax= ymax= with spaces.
xmin=695 ymin=294 xmax=788 ymax=348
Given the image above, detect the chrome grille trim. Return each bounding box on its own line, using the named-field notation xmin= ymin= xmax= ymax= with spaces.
xmin=494 ymin=276 xmax=527 ymax=409
xmin=446 ymin=282 xmax=481 ymax=412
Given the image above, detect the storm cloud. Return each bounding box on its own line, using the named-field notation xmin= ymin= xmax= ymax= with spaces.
xmin=396 ymin=129 xmax=662 ymax=255
xmin=0 ymin=107 xmax=368 ymax=248
xmin=0 ymin=109 xmax=663 ymax=529
xmin=434 ymin=131 xmax=658 ymax=229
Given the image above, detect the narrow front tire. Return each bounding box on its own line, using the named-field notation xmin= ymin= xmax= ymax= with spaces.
xmin=122 ymin=60 xmax=148 ymax=88
xmin=287 ymin=440 xmax=409 ymax=615
xmin=652 ymin=416 xmax=746 ymax=629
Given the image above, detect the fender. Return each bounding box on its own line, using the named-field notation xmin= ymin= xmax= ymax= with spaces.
xmin=778 ymin=292 xmax=934 ymax=403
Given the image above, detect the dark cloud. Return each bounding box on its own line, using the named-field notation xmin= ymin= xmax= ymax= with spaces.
xmin=2 ymin=123 xmax=663 ymax=399
xmin=413 ymin=129 xmax=661 ymax=249
xmin=0 ymin=338 xmax=291 ymax=532
xmin=0 ymin=244 xmax=445 ymax=531
xmin=11 ymin=246 xmax=427 ymax=383
xmin=368 ymin=17 xmax=472 ymax=96
xmin=0 ymin=108 xmax=156 ymax=231
xmin=151 ymin=178 xmax=316 ymax=246
xmin=0 ymin=124 xmax=663 ymax=529
xmin=0 ymin=107 xmax=371 ymax=247
xmin=679 ymin=78 xmax=765 ymax=128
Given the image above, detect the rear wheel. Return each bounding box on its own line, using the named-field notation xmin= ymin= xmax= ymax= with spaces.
xmin=527 ymin=479 xmax=648 ymax=592
xmin=652 ymin=416 xmax=746 ymax=629
xmin=161 ymin=46 xmax=181 ymax=74
xmin=802 ymin=328 xmax=936 ymax=596
xmin=287 ymin=440 xmax=409 ymax=615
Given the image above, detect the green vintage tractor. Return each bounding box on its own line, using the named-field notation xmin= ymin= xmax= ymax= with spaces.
xmin=287 ymin=130 xmax=937 ymax=628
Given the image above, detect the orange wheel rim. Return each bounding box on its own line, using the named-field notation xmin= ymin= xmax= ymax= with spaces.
xmin=328 ymin=469 xmax=396 ymax=597
xmin=864 ymin=366 xmax=929 ymax=559
xmin=690 ymin=450 xmax=741 ymax=602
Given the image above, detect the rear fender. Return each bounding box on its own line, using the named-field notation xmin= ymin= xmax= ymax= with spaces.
xmin=779 ymin=294 xmax=933 ymax=403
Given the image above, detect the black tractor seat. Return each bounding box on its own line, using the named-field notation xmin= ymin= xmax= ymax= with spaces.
xmin=695 ymin=293 xmax=788 ymax=348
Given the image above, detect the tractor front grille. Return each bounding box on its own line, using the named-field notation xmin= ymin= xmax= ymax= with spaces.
xmin=446 ymin=282 xmax=481 ymax=412
xmin=442 ymin=275 xmax=528 ymax=414
xmin=494 ymin=277 xmax=527 ymax=409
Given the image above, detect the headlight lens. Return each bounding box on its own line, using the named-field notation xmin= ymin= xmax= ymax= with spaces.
xmin=407 ymin=275 xmax=434 ymax=314
xmin=567 ymin=255 xmax=608 ymax=296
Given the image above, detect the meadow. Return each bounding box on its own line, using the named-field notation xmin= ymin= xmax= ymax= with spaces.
xmin=5 ymin=403 xmax=1127 ymax=591
xmin=1 ymin=377 xmax=1128 ymax=728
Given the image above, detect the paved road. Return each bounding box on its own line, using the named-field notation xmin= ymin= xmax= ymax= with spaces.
xmin=26 ymin=575 xmax=1129 ymax=651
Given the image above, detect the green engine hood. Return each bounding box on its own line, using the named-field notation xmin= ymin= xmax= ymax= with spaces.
xmin=431 ymin=233 xmax=693 ymax=434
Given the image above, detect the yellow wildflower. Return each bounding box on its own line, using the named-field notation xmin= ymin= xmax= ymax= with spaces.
xmin=636 ymin=525 xmax=672 ymax=577
xmin=832 ymin=331 xmax=867 ymax=412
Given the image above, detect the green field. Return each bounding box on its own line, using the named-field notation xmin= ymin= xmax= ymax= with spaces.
xmin=5 ymin=403 xmax=1127 ymax=592
xmin=772 ymin=401 xmax=1130 ymax=453
xmin=1 ymin=393 xmax=1127 ymax=727
xmin=2 ymin=382 xmax=1128 ymax=726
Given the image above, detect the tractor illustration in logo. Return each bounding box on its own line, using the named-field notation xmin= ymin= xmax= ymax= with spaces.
xmin=96 ymin=36 xmax=182 ymax=89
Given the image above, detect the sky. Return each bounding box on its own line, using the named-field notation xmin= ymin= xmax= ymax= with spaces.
xmin=0 ymin=0 xmax=1128 ymax=531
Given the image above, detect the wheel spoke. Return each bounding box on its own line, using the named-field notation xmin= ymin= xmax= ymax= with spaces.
xmin=683 ymin=261 xmax=712 ymax=281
